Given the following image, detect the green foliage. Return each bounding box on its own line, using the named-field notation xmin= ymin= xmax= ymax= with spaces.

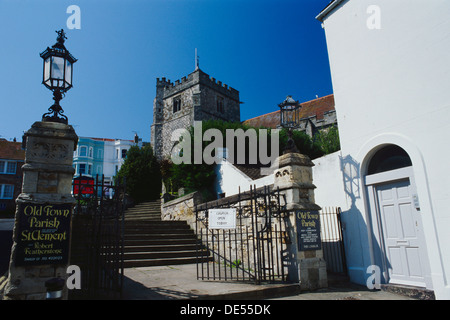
xmin=117 ymin=144 xmax=161 ymax=203
xmin=161 ymin=120 xmax=340 ymax=201
xmin=278 ymin=128 xmax=324 ymax=159
xmin=313 ymin=125 xmax=341 ymax=155
xmin=170 ymin=161 xmax=216 ymax=200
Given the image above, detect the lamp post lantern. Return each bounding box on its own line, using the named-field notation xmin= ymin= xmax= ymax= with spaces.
xmin=40 ymin=29 xmax=77 ymax=124
xmin=279 ymin=95 xmax=301 ymax=154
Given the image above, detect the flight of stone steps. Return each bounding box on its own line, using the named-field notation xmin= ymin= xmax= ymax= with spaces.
xmin=123 ymin=200 xmax=211 ymax=268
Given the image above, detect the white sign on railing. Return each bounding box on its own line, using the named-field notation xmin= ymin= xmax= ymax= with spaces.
xmin=208 ymin=208 xmax=236 ymax=229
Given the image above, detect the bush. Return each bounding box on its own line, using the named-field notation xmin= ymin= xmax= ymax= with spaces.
xmin=313 ymin=125 xmax=341 ymax=155
xmin=117 ymin=144 xmax=161 ymax=203
xmin=161 ymin=120 xmax=329 ymax=201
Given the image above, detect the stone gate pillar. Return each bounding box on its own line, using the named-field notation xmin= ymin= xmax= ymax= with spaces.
xmin=3 ymin=121 xmax=77 ymax=300
xmin=273 ymin=152 xmax=327 ymax=290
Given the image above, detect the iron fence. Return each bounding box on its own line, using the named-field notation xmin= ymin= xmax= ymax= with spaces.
xmin=320 ymin=207 xmax=347 ymax=275
xmin=69 ymin=174 xmax=126 ymax=299
xmin=195 ymin=185 xmax=291 ymax=284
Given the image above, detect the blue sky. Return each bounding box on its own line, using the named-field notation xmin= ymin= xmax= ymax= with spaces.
xmin=0 ymin=0 xmax=333 ymax=143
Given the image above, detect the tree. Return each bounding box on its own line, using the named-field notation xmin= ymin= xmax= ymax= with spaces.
xmin=279 ymin=128 xmax=324 ymax=159
xmin=313 ymin=125 xmax=341 ymax=155
xmin=161 ymin=120 xmax=326 ymax=201
xmin=117 ymin=144 xmax=161 ymax=203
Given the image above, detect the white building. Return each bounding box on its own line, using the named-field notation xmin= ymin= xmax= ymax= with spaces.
xmin=315 ymin=0 xmax=450 ymax=299
xmin=73 ymin=136 xmax=141 ymax=185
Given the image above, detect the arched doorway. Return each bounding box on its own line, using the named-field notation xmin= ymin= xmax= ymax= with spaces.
xmin=364 ymin=144 xmax=432 ymax=289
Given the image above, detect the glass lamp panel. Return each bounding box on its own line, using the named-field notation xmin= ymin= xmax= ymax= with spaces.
xmin=44 ymin=57 xmax=50 ymax=82
xmin=286 ymin=109 xmax=293 ymax=124
xmin=65 ymin=60 xmax=72 ymax=88
xmin=51 ymin=56 xmax=65 ymax=80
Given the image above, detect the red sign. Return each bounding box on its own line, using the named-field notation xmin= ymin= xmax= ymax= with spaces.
xmin=73 ymin=177 xmax=95 ymax=195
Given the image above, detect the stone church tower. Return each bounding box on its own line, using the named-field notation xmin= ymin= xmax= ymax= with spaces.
xmin=151 ymin=67 xmax=240 ymax=160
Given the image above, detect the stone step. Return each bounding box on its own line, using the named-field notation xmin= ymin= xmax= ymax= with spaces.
xmin=124 ymin=233 xmax=198 ymax=241
xmin=125 ymin=228 xmax=193 ymax=238
xmin=126 ymin=210 xmax=160 ymax=214
xmin=124 ymin=221 xmax=190 ymax=227
xmin=125 ymin=210 xmax=161 ymax=215
xmin=124 ymin=238 xmax=199 ymax=246
xmin=124 ymin=244 xmax=198 ymax=253
xmin=124 ymin=249 xmax=209 ymax=261
xmin=125 ymin=206 xmax=161 ymax=211
xmin=124 ymin=221 xmax=187 ymax=227
xmin=125 ymin=217 xmax=161 ymax=221
xmin=123 ymin=256 xmax=212 ymax=268
xmin=124 ymin=215 xmax=161 ymax=220
xmin=124 ymin=219 xmax=185 ymax=224
xmin=125 ymin=211 xmax=161 ymax=216
xmin=128 ymin=203 xmax=161 ymax=209
xmin=121 ymin=201 xmax=210 ymax=268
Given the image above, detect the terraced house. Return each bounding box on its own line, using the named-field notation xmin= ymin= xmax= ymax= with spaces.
xmin=0 ymin=139 xmax=25 ymax=217
xmin=73 ymin=136 xmax=141 ymax=186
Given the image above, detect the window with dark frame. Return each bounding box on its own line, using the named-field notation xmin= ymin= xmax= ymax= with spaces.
xmin=217 ymin=96 xmax=224 ymax=113
xmin=173 ymin=97 xmax=182 ymax=113
xmin=0 ymin=184 xmax=14 ymax=199
xmin=0 ymin=161 xmax=17 ymax=174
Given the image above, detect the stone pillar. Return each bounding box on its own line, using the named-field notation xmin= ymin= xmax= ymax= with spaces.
xmin=273 ymin=152 xmax=327 ymax=290
xmin=3 ymin=121 xmax=77 ymax=300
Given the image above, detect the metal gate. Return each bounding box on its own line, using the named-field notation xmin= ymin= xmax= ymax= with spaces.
xmin=319 ymin=207 xmax=347 ymax=275
xmin=69 ymin=174 xmax=126 ymax=299
xmin=195 ymin=185 xmax=290 ymax=284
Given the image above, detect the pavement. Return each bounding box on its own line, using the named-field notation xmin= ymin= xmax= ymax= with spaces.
xmin=121 ymin=263 xmax=416 ymax=300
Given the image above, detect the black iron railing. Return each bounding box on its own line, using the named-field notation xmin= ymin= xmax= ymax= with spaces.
xmin=69 ymin=174 xmax=126 ymax=299
xmin=320 ymin=207 xmax=347 ymax=275
xmin=195 ymin=185 xmax=290 ymax=284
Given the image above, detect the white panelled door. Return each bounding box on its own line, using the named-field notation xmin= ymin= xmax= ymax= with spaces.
xmin=375 ymin=179 xmax=428 ymax=287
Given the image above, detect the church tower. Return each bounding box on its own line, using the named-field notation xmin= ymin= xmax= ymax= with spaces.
xmin=151 ymin=67 xmax=240 ymax=160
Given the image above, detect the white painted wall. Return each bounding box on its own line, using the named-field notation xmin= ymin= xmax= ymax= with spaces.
xmin=103 ymin=139 xmax=135 ymax=183
xmin=312 ymin=151 xmax=347 ymax=209
xmin=319 ymin=0 xmax=450 ymax=299
xmin=214 ymin=159 xmax=274 ymax=197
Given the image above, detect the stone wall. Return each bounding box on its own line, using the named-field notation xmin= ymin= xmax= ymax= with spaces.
xmin=161 ymin=192 xmax=203 ymax=231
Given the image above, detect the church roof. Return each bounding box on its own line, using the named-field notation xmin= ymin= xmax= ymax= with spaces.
xmin=243 ymin=94 xmax=335 ymax=129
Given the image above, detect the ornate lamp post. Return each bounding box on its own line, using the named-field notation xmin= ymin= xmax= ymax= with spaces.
xmin=279 ymin=95 xmax=301 ymax=154
xmin=4 ymin=29 xmax=79 ymax=300
xmin=40 ymin=29 xmax=77 ymax=124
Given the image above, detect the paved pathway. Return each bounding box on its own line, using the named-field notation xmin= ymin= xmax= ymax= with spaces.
xmin=122 ymin=263 xmax=415 ymax=300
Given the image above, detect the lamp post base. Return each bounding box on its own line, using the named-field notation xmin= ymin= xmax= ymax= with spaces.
xmin=42 ymin=90 xmax=68 ymax=124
